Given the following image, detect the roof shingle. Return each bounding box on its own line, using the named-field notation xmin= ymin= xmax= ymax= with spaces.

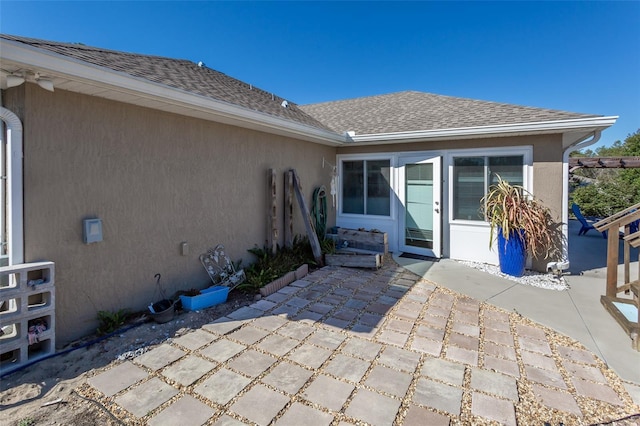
xmin=1 ymin=34 xmax=332 ymax=131
xmin=300 ymin=91 xmax=600 ymax=135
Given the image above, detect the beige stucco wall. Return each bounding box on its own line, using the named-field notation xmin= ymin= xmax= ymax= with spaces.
xmin=8 ymin=84 xmax=336 ymax=345
xmin=530 ymin=136 xmax=564 ymax=271
xmin=337 ymin=134 xmax=564 ymax=158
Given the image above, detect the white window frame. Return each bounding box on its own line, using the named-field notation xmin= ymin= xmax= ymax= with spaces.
xmin=447 ymin=146 xmax=533 ymax=226
xmin=337 ymin=153 xmax=396 ymax=219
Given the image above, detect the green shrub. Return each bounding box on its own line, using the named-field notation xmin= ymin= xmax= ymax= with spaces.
xmin=239 ymin=235 xmax=333 ymax=292
xmin=96 ymin=309 xmax=129 ymax=335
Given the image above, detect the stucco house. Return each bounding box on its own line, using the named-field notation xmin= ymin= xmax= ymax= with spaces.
xmin=0 ymin=34 xmax=617 ymax=346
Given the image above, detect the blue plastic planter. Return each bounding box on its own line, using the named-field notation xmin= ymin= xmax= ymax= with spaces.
xmin=180 ymin=286 xmax=229 ymax=311
xmin=497 ymin=228 xmax=527 ymax=277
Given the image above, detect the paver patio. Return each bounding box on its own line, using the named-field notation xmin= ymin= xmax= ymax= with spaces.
xmin=83 ymin=262 xmax=640 ymax=425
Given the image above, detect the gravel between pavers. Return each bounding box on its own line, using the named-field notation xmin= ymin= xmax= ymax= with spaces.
xmin=6 ymin=257 xmax=640 ymax=425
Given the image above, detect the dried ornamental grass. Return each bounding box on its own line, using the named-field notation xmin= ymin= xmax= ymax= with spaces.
xmin=481 ymin=175 xmax=561 ymax=260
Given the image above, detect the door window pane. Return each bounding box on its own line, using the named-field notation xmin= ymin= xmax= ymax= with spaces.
xmin=405 ymin=163 xmax=433 ymax=249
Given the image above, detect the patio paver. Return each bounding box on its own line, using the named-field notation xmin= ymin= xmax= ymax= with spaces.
xmin=173 ymin=329 xmax=218 ymax=350
xmin=412 ymin=377 xmax=463 ymax=415
xmin=470 ymin=367 xmax=518 ymax=401
xmin=345 ymin=388 xmax=401 ymax=426
xmin=530 ymin=383 xmax=582 ymax=416
xmin=148 ymin=395 xmax=217 ymax=426
xmin=226 ymin=325 xmax=270 ymax=345
xmin=230 ymin=384 xmax=289 ymax=426
xmin=88 ymin=361 xmax=148 ymax=397
xmin=79 ymin=261 xmax=640 ymax=425
xmin=161 ymin=355 xmax=216 ymax=386
xmin=323 ymin=353 xmax=371 ymax=383
xmin=340 ymin=337 xmax=382 ymax=360
xmin=471 ymin=392 xmax=516 ymax=426
xmin=571 ymin=376 xmax=624 ymax=406
xmin=199 ymin=339 xmax=246 ymax=363
xmin=421 ymin=357 xmax=465 ymax=386
xmin=402 ymin=405 xmax=450 ymax=426
xmin=276 ymin=402 xmax=333 ymax=426
xmin=256 ymin=334 xmax=300 ymax=356
xmin=227 ymin=349 xmax=277 ymax=377
xmin=365 ymin=364 xmax=413 ymax=397
xmin=377 ymin=345 xmax=421 ymax=373
xmin=301 ymin=374 xmax=355 ymax=411
xmin=261 ymin=361 xmax=313 ymax=394
xmin=194 ymin=368 xmax=251 ymax=405
xmin=114 ymin=377 xmax=178 ymax=418
xmin=134 ymin=344 xmax=185 ymax=371
xmin=286 ymin=343 xmax=332 ymax=369
xmin=212 ymin=415 xmax=247 ymax=426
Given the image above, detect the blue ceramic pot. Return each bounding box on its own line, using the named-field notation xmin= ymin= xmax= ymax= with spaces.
xmin=497 ymin=228 xmax=526 ymax=277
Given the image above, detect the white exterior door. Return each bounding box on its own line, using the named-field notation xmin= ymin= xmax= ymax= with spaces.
xmin=399 ymin=156 xmax=442 ymax=258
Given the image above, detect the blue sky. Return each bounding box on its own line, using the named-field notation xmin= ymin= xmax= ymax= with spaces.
xmin=1 ymin=1 xmax=638 ymax=149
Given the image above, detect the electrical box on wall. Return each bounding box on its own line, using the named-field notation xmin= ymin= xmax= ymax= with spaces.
xmin=83 ymin=218 xmax=103 ymax=244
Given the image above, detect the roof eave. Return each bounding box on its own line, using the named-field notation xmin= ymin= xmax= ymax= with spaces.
xmin=0 ymin=38 xmax=346 ymax=147
xmin=347 ymin=116 xmax=619 ymax=145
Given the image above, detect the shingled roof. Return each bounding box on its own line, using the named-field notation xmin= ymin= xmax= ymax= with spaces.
xmin=1 ymin=34 xmax=332 ymax=132
xmin=300 ymin=91 xmax=601 ymax=135
xmin=3 ymin=34 xmax=609 ymax=141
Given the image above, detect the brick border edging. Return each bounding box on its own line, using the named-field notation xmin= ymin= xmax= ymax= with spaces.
xmin=258 ymin=264 xmax=308 ymax=297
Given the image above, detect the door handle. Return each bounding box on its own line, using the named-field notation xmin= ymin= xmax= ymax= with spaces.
xmin=435 ymin=208 xmax=440 ymax=213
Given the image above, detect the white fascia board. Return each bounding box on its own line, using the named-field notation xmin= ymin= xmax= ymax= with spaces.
xmin=348 ymin=116 xmax=619 ymax=145
xmin=0 ymin=39 xmax=346 ymax=146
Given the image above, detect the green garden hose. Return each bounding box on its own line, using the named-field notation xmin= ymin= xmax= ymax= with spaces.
xmin=312 ymin=186 xmax=327 ymax=241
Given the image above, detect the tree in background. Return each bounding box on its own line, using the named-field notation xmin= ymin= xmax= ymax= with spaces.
xmin=570 ymin=129 xmax=640 ymax=217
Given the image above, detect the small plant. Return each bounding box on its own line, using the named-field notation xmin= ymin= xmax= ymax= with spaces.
xmin=96 ymin=309 xmax=129 ymax=335
xmin=18 ymin=418 xmax=35 ymax=426
xmin=238 ymin=235 xmax=321 ymax=292
xmin=320 ymin=237 xmax=337 ymax=254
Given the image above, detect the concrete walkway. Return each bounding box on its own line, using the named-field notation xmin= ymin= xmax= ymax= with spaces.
xmin=83 ymin=255 xmax=640 ymax=425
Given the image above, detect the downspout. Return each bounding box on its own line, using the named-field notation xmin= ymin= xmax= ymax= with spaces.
xmin=549 ymin=130 xmax=601 ymax=273
xmin=0 ymin=107 xmax=24 ymax=265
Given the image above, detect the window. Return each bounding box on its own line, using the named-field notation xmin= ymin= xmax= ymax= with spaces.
xmin=342 ymin=159 xmax=391 ymax=216
xmin=453 ymin=155 xmax=524 ymax=220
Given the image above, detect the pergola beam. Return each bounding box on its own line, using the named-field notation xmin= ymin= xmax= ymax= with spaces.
xmin=569 ymin=156 xmax=640 ymax=171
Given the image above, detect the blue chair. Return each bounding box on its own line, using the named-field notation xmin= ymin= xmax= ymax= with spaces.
xmin=572 ymin=203 xmax=606 ymax=238
xmin=630 ymin=215 xmax=639 ymax=234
